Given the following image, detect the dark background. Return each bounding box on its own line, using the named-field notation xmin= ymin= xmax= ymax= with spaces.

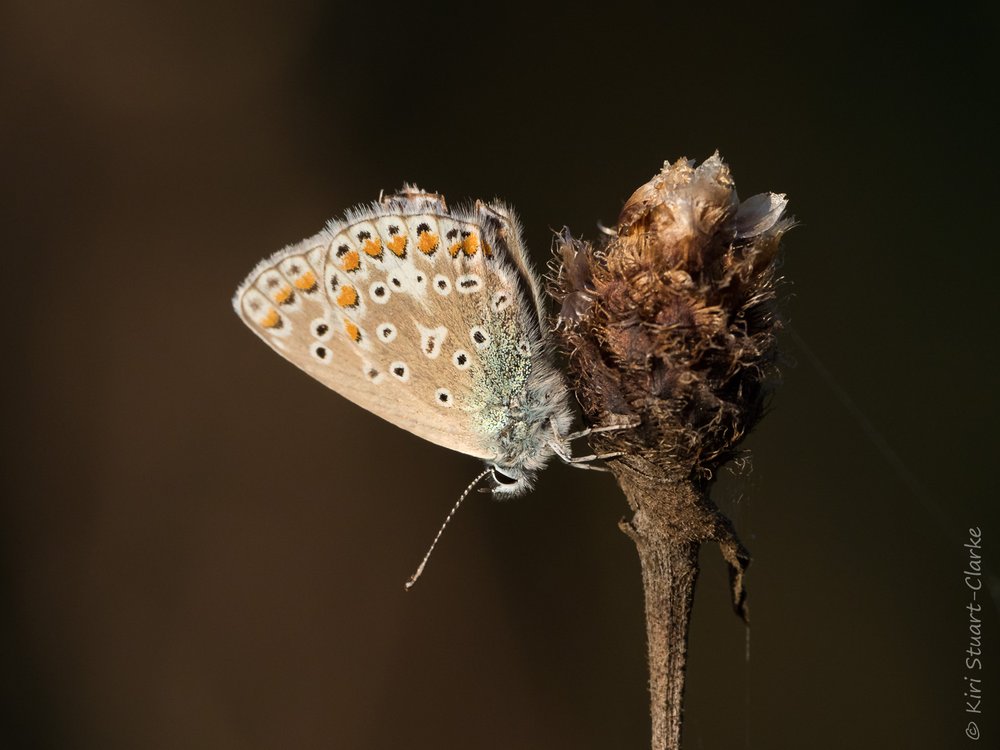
xmin=2 ymin=2 xmax=997 ymax=748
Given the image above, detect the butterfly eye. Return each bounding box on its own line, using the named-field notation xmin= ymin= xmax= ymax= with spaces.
xmin=491 ymin=468 xmax=518 ymax=486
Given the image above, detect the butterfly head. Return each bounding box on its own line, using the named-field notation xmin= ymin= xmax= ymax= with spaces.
xmin=485 ymin=463 xmax=536 ymax=498
xmin=485 ymin=408 xmax=573 ymax=498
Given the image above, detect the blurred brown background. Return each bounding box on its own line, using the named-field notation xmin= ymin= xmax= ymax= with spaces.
xmin=2 ymin=1 xmax=997 ymax=748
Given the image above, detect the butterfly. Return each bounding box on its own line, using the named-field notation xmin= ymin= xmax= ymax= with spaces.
xmin=233 ymin=187 xmax=619 ymax=585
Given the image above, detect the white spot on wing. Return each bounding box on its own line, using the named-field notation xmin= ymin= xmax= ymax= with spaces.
xmin=418 ymin=324 xmax=448 ymax=359
xmin=362 ymin=360 xmax=384 ymax=384
xmin=309 ymin=341 xmax=332 ymax=364
xmin=470 ymin=326 xmax=490 ymax=350
xmin=456 ymin=274 xmax=483 ymax=294
xmin=377 ymin=322 xmax=397 ymax=343
xmin=389 ymin=361 xmax=410 ymax=382
xmin=433 ymin=275 xmax=452 ymax=295
xmin=311 ymin=316 xmax=333 ymax=341
xmin=369 ymin=281 xmax=391 ymax=303
xmin=241 ymin=288 xmax=267 ymax=319
xmin=491 ymin=290 xmax=513 ymax=312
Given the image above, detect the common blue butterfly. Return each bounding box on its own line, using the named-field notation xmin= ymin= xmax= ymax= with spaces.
xmin=233 ymin=187 xmax=618 ymax=581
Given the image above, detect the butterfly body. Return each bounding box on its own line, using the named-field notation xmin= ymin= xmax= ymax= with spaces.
xmin=233 ymin=188 xmax=573 ymax=496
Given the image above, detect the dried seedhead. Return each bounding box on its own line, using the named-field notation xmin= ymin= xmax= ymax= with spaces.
xmin=551 ymin=153 xmax=792 ymax=483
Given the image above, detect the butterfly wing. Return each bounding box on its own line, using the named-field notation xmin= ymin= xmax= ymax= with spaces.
xmin=469 ymin=200 xmax=550 ymax=331
xmin=233 ymin=191 xmax=554 ymax=462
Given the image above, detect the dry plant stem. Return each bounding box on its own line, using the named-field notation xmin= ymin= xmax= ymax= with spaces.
xmin=551 ymin=154 xmax=790 ymax=750
xmin=618 ymin=467 xmax=700 ymax=750
xmin=615 ymin=456 xmax=748 ymax=750
xmin=633 ymin=538 xmax=697 ymax=750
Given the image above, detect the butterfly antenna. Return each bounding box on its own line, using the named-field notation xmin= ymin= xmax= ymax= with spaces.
xmin=404 ymin=468 xmax=492 ymax=591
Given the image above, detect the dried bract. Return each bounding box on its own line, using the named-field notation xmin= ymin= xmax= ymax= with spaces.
xmin=552 ymin=152 xmax=792 ymax=483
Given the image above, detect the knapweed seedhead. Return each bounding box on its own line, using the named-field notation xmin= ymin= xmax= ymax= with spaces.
xmin=552 ymin=153 xmax=793 ymax=483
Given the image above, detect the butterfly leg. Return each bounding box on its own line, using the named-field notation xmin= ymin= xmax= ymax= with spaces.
xmin=564 ymin=461 xmax=611 ymax=472
xmin=564 ymin=415 xmax=641 ymax=442
xmin=565 ymin=450 xmax=625 ymax=464
xmin=549 ymin=429 xmax=623 ymax=472
xmin=555 ymin=451 xmax=624 ymax=472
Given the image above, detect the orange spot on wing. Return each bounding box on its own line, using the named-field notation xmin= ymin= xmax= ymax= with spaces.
xmin=344 ymin=320 xmax=361 ymax=342
xmin=418 ymin=233 xmax=439 ymax=255
xmin=342 ymin=250 xmax=361 ymax=272
xmin=261 ymin=308 xmax=281 ymax=328
xmin=362 ymin=238 xmax=383 ymax=258
xmin=337 ymin=286 xmax=359 ymax=308
xmin=462 ymin=234 xmax=480 ymax=256
xmin=274 ymin=286 xmax=293 ymax=304
xmin=294 ymin=271 xmax=317 ymax=290
xmin=388 ymin=235 xmax=407 ymax=257
xmin=449 ymin=242 xmax=463 ymax=257
xmin=483 ymin=239 xmax=493 ymax=257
